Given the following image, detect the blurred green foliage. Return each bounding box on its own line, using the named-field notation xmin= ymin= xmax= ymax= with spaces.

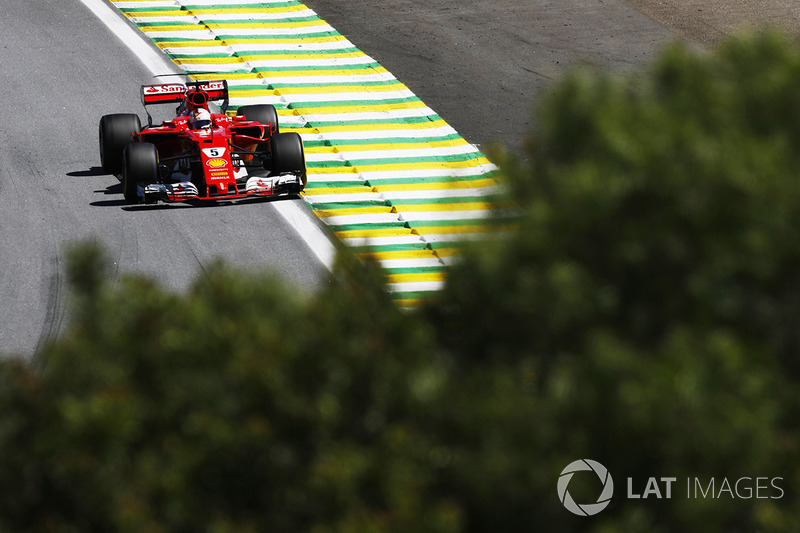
xmin=2 ymin=31 xmax=800 ymax=532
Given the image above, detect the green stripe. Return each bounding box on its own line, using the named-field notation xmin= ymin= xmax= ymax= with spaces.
xmin=354 ymin=243 xmax=431 ymax=253
xmin=383 ymin=266 xmax=447 ymax=275
xmin=310 ymin=200 xmax=388 ymax=209
xmin=390 ymin=291 xmax=441 ymax=300
xmin=305 ymin=161 xmax=352 ymax=169
xmin=329 ymin=222 xmax=408 ymax=231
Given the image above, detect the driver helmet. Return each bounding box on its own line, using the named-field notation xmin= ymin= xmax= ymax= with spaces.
xmin=190 ymin=108 xmax=212 ymax=130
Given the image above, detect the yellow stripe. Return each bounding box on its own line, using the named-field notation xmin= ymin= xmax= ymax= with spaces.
xmin=302 ymin=186 xmax=374 ymax=196
xmin=315 ymin=206 xmax=394 ymax=217
xmin=193 ymin=73 xmax=265 ymax=81
xmin=371 ymin=179 xmax=499 ymax=192
xmin=385 ymin=272 xmax=447 ymax=284
xmin=305 ymin=167 xmax=360 ymax=175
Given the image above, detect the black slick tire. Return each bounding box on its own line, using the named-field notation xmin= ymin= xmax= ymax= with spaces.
xmin=122 ymin=143 xmax=158 ymax=204
xmin=99 ymin=113 xmax=141 ymax=174
xmin=269 ymin=132 xmax=307 ymax=190
xmin=237 ymin=104 xmax=279 ymax=136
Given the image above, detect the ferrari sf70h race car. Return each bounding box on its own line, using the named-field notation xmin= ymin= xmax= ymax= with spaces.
xmin=98 ymin=80 xmax=306 ymax=204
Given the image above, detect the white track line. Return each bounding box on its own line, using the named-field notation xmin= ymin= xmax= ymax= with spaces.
xmin=80 ymin=0 xmax=336 ymax=271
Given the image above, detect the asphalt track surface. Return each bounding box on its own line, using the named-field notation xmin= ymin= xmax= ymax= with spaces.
xmin=301 ymin=0 xmax=677 ymax=156
xmin=0 ymin=0 xmax=330 ymax=357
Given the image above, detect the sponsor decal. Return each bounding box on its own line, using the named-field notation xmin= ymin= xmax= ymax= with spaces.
xmin=145 ymin=83 xmax=184 ymax=94
xmin=206 ymin=158 xmax=227 ymax=168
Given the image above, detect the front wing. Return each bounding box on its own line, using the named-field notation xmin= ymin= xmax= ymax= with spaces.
xmin=141 ymin=172 xmax=304 ymax=204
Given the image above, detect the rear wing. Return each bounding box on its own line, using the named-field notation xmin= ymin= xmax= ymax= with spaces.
xmin=140 ymin=80 xmax=229 ymax=124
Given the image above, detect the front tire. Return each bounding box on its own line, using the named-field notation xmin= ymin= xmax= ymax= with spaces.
xmin=269 ymin=132 xmax=306 ymax=190
xmin=99 ymin=113 xmax=141 ymax=174
xmin=237 ymin=104 xmax=279 ymax=136
xmin=122 ymin=143 xmax=158 ymax=204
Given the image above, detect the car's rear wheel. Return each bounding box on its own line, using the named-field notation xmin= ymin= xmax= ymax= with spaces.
xmin=237 ymin=104 xmax=279 ymax=136
xmin=269 ymin=132 xmax=307 ymax=190
xmin=122 ymin=143 xmax=158 ymax=204
xmin=99 ymin=113 xmax=141 ymax=174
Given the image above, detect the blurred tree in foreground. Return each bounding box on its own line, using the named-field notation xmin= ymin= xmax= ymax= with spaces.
xmin=2 ymin=31 xmax=800 ymax=532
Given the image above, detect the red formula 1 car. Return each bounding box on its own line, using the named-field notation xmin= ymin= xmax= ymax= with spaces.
xmin=98 ymin=80 xmax=306 ymax=204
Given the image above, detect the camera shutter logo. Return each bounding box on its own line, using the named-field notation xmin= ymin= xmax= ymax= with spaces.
xmin=557 ymin=459 xmax=614 ymax=516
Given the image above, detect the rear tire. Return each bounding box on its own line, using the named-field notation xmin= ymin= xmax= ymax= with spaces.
xmin=269 ymin=132 xmax=307 ymax=190
xmin=122 ymin=143 xmax=158 ymax=204
xmin=237 ymin=104 xmax=279 ymax=136
xmin=99 ymin=113 xmax=141 ymax=174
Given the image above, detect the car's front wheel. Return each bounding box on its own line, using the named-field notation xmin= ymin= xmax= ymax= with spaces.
xmin=269 ymin=132 xmax=307 ymax=190
xmin=122 ymin=143 xmax=158 ymax=204
xmin=99 ymin=113 xmax=141 ymax=174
